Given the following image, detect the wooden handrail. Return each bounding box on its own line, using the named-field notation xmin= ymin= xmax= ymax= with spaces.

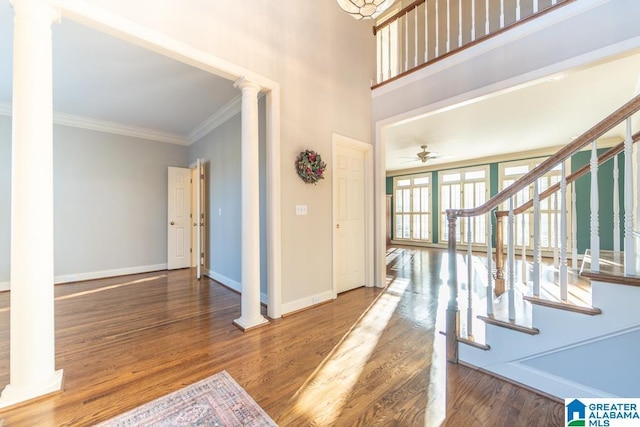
xmin=495 ymin=132 xmax=640 ymax=218
xmin=373 ymin=0 xmax=424 ymax=35
xmin=446 ymin=93 xmax=640 ymax=221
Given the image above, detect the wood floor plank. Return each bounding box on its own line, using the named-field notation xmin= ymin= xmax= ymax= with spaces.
xmin=0 ymin=249 xmax=563 ymax=426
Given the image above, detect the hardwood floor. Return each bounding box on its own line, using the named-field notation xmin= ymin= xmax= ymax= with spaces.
xmin=0 ymin=248 xmax=563 ymax=426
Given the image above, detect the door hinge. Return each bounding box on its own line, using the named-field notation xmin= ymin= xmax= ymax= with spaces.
xmin=190 ymin=248 xmax=192 ymax=253
xmin=190 ymin=213 xmax=192 ymax=218
xmin=201 ymin=174 xmax=205 ymax=179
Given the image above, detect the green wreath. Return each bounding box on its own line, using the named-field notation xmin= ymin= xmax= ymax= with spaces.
xmin=295 ymin=149 xmax=326 ymax=184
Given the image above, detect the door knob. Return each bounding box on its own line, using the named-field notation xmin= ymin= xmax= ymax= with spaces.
xmin=336 ymin=224 xmax=340 ymax=229
xmin=170 ymin=221 xmax=175 ymax=225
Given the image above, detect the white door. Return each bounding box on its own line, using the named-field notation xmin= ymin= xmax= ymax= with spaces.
xmin=168 ymin=167 xmax=192 ymax=269
xmin=335 ymin=144 xmax=366 ymax=293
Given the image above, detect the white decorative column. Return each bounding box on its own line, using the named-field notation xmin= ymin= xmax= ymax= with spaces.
xmin=0 ymin=0 xmax=63 ymax=409
xmin=233 ymin=78 xmax=269 ymax=331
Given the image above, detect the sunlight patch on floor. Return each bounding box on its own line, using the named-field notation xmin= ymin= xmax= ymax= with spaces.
xmin=289 ymin=277 xmax=410 ymax=425
xmin=54 ymin=274 xmax=167 ymax=301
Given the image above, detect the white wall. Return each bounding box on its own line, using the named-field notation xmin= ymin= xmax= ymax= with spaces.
xmin=76 ymin=0 xmax=377 ymax=309
xmin=0 ymin=115 xmax=10 ymax=285
xmin=0 ymin=119 xmax=188 ymax=286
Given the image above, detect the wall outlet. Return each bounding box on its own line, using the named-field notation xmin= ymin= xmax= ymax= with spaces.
xmin=218 ymin=208 xmax=222 ymax=216
xmin=312 ymin=296 xmax=319 ymax=304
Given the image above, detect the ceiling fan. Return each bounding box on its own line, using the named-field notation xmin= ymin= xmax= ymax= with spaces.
xmin=412 ymin=145 xmax=438 ymax=163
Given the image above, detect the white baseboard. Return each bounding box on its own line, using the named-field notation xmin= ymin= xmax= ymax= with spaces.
xmin=204 ymin=270 xmax=269 ymax=305
xmin=281 ymin=289 xmax=335 ymax=316
xmin=0 ymin=281 xmax=8 ymax=292
xmin=206 ymin=270 xmax=241 ymax=293
xmin=54 ymin=264 xmax=167 ymax=285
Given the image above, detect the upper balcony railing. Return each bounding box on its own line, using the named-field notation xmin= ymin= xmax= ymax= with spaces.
xmin=373 ymin=0 xmax=573 ymax=87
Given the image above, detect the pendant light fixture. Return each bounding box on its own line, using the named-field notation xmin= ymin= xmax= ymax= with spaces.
xmin=336 ymin=0 xmax=396 ymax=20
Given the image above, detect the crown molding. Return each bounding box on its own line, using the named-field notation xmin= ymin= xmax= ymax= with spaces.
xmin=188 ymin=95 xmax=242 ymax=143
xmin=0 ymin=101 xmax=190 ymax=145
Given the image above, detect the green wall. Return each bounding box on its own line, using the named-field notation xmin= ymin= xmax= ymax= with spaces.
xmin=572 ymin=149 xmax=624 ymax=253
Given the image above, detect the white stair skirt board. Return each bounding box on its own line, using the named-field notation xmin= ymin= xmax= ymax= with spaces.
xmin=459 ymin=280 xmax=640 ymax=398
xmin=53 ymin=264 xmax=168 ymax=285
xmin=0 ymin=369 xmax=63 ymax=409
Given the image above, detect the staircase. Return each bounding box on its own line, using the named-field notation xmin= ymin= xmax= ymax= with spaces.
xmin=446 ymin=95 xmax=640 ymax=399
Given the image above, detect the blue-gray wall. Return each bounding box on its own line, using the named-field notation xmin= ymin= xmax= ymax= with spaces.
xmin=0 ymin=115 xmax=188 ymax=284
xmin=187 ymin=97 xmax=268 ymax=296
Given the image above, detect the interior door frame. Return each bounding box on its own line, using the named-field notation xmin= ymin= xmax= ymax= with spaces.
xmin=332 ymin=133 xmax=374 ymax=299
xmin=189 ymin=158 xmax=205 ymax=279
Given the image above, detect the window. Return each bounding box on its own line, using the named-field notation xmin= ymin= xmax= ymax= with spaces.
xmin=393 ymin=174 xmax=431 ymax=242
xmin=499 ymin=159 xmax=566 ymax=251
xmin=439 ymin=166 xmax=489 ymax=245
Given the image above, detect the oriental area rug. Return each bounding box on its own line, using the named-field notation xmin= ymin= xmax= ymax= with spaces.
xmin=97 ymin=371 xmax=277 ymax=426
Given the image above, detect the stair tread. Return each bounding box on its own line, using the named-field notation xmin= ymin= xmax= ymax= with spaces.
xmin=523 ymin=294 xmax=601 ymax=315
xmin=478 ymin=314 xmax=540 ymax=335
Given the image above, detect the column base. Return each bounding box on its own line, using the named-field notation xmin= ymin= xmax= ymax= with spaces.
xmin=0 ymin=369 xmax=64 ymax=409
xmin=233 ymin=315 xmax=269 ymax=332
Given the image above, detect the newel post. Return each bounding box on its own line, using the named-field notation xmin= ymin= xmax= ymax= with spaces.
xmin=446 ymin=209 xmax=460 ymax=363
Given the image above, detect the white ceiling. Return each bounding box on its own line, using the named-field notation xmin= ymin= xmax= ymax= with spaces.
xmin=385 ymin=51 xmax=640 ymax=172
xmin=0 ymin=2 xmax=239 ymax=141
xmin=2 ymin=3 xmax=640 ymax=168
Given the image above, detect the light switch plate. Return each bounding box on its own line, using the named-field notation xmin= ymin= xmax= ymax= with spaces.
xmin=295 ymin=205 xmax=308 ymax=215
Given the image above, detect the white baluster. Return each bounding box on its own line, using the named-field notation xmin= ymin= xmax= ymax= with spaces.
xmin=446 ymin=0 xmax=451 ymax=53
xmin=467 ymin=217 xmax=473 ymax=337
xmin=560 ymin=162 xmax=568 ymax=301
xmin=571 ymin=181 xmax=578 ymax=272
xmin=486 ymin=210 xmax=494 ymax=316
xmin=378 ymin=30 xmax=384 ymax=82
xmin=532 ymin=179 xmax=541 ymax=296
xmin=590 ymin=140 xmax=600 ymax=273
xmin=387 ymin=26 xmax=392 ymax=79
xmin=553 ymin=192 xmax=559 ymax=268
xmin=471 ymin=0 xmax=476 ymax=41
xmin=435 ymin=0 xmax=440 ymax=57
xmin=516 ymin=0 xmax=521 ymax=21
xmin=458 ymin=0 xmax=462 ymax=48
xmin=624 ymin=118 xmax=636 ymax=275
xmin=552 ymin=0 xmax=557 ymax=4
xmin=508 ymin=197 xmax=516 ymax=321
xmin=404 ymin=13 xmax=409 ymax=71
xmin=613 ymin=154 xmax=621 ymax=254
xmin=485 ymin=0 xmax=489 ymax=35
xmin=414 ymin=8 xmax=419 ymax=67
xmin=500 ymin=0 xmax=505 ymax=28
xmin=521 ymin=210 xmax=527 ymax=284
xmin=424 ymin=1 xmax=429 ymax=62
xmin=533 ymin=0 xmax=539 ymax=13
